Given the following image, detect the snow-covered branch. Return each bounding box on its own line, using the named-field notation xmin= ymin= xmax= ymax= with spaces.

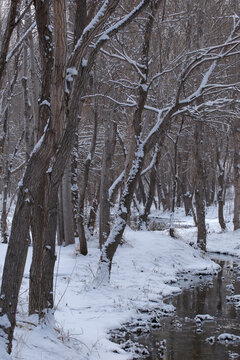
xmin=6 ymin=21 xmax=36 ymax=63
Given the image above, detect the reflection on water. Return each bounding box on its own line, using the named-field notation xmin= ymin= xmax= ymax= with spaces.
xmin=114 ymin=255 xmax=240 ymax=360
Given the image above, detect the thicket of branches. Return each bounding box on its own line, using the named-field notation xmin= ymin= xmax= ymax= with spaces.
xmin=0 ymin=0 xmax=240 ymax=355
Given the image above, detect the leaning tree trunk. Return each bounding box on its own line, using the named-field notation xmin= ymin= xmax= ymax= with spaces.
xmin=0 ymin=134 xmax=54 ymax=351
xmin=0 ymin=56 xmax=20 ymax=242
xmin=1 ymin=156 xmax=10 ymax=244
xmin=95 ymin=0 xmax=162 ymax=284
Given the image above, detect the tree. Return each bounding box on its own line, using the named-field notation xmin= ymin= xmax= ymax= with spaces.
xmin=0 ymin=0 xmax=153 ymax=353
xmin=95 ymin=14 xmax=240 ymax=284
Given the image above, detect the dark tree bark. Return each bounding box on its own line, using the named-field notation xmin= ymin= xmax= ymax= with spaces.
xmin=33 ymin=0 xmax=53 ymax=135
xmin=160 ymin=171 xmax=171 ymax=211
xmin=77 ymin=102 xmax=98 ymax=254
xmin=137 ymin=176 xmax=147 ymax=205
xmin=74 ymin=0 xmax=87 ymax=44
xmin=139 ymin=147 xmax=160 ymax=229
xmin=217 ymin=143 xmax=227 ymax=231
xmin=0 ymin=0 xmax=20 ymax=84
xmin=71 ymin=133 xmax=79 ymax=236
xmin=1 ymin=146 xmax=10 ymax=244
xmin=29 ymin=0 xmax=54 ymax=316
xmin=96 ymin=0 xmax=163 ymax=284
xmin=88 ymin=182 xmax=100 ymax=235
xmin=169 ymin=118 xmax=184 ymax=237
xmin=0 ymin=56 xmax=19 ymax=243
xmin=99 ymin=117 xmax=117 ymax=248
xmin=62 ymin=160 xmax=75 ymax=246
xmin=0 ymin=0 xmax=153 ymax=352
xmin=57 ymin=182 xmax=64 ymax=245
xmin=194 ymin=119 xmax=207 ymax=251
xmin=233 ymin=119 xmax=240 ymax=230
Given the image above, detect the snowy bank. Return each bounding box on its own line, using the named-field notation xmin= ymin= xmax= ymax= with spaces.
xmin=0 ymin=226 xmax=223 ymax=360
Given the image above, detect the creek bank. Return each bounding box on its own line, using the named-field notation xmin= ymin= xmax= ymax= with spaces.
xmin=110 ymin=254 xmax=240 ymax=360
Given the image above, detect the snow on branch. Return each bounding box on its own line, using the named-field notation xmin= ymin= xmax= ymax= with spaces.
xmin=108 ymin=170 xmax=125 ymax=202
xmin=6 ymin=21 xmax=36 ymax=63
xmin=73 ymin=0 xmax=115 ymax=53
xmin=81 ymin=93 xmax=137 ymax=108
xmin=101 ymin=47 xmax=147 ymax=80
xmin=93 ymin=0 xmax=151 ymax=51
xmin=142 ymin=27 xmax=240 ymax=154
xmin=141 ymin=145 xmax=159 ymax=176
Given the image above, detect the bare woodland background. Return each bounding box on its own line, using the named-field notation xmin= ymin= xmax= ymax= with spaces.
xmin=0 ymin=0 xmax=240 ymax=355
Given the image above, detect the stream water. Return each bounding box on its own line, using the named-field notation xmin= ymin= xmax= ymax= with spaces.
xmin=111 ymin=254 xmax=240 ymax=360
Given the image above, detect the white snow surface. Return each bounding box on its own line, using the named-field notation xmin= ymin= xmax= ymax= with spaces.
xmin=0 ymin=204 xmax=239 ymax=359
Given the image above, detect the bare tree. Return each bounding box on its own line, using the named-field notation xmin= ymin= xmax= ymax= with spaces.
xmin=0 ymin=0 xmax=152 ymax=353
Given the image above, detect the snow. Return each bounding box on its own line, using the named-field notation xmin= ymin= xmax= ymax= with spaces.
xmin=108 ymin=170 xmax=125 ymax=201
xmin=82 ymin=58 xmax=88 ymax=67
xmin=71 ymin=184 xmax=78 ymax=192
xmin=40 ymin=100 xmax=50 ymax=107
xmin=6 ymin=22 xmax=37 ymax=63
xmin=217 ymin=333 xmax=240 ymax=343
xmin=74 ymin=0 xmax=112 ymax=52
xmin=66 ymin=67 xmax=78 ymax=82
xmin=95 ymin=0 xmax=147 ymax=48
xmin=0 ymin=314 xmax=11 ymax=328
xmin=0 ymin=204 xmax=240 ymax=359
xmin=194 ymin=314 xmax=214 ymax=322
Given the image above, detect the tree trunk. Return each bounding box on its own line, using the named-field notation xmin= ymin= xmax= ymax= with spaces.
xmin=194 ymin=119 xmax=206 ymax=251
xmin=161 ymin=171 xmax=171 ymax=211
xmin=139 ymin=147 xmax=160 ymax=229
xmin=29 ymin=0 xmax=54 ymax=316
xmin=29 ymin=176 xmax=48 ymax=315
xmin=216 ymin=145 xmax=226 ymax=231
xmin=217 ymin=170 xmax=226 ymax=231
xmin=99 ymin=117 xmax=117 ymax=248
xmin=0 ymin=0 xmax=20 ymax=83
xmin=96 ymin=0 xmax=162 ymax=283
xmin=71 ymin=133 xmax=79 ymax=236
xmin=233 ymin=119 xmax=240 ymax=230
xmin=1 ymin=160 xmax=9 ymax=244
xmin=183 ymin=191 xmax=193 ymax=216
xmin=0 ymin=186 xmax=32 ymax=353
xmin=137 ymin=176 xmax=146 ymax=205
xmin=57 ymin=182 xmax=64 ymax=245
xmin=62 ymin=160 xmax=75 ymax=246
xmin=77 ymin=104 xmax=98 ymax=254
xmin=40 ymin=186 xmax=58 ymax=313
xmin=0 ymin=0 xmax=153 ymax=352
xmin=22 ymin=33 xmax=34 ymax=160
xmin=88 ymin=182 xmax=100 ymax=235
xmin=169 ymin=118 xmax=184 ymax=237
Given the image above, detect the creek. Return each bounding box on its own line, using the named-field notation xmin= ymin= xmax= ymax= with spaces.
xmin=111 ymin=254 xmax=240 ymax=360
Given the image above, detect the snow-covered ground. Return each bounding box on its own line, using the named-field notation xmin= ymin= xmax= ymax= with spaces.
xmin=0 ymin=204 xmax=239 ymax=359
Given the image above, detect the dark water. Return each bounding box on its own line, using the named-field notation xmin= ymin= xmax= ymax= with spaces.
xmin=112 ymin=255 xmax=240 ymax=360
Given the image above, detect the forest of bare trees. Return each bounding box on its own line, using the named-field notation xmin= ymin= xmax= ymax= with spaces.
xmin=0 ymin=0 xmax=240 ymax=356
